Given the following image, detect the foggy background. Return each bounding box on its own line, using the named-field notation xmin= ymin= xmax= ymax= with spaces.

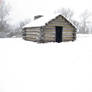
xmin=0 ymin=0 xmax=92 ymax=37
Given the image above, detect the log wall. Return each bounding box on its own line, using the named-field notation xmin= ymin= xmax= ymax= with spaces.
xmin=43 ymin=15 xmax=76 ymax=42
xmin=23 ymin=27 xmax=41 ymax=42
xmin=23 ymin=15 xmax=76 ymax=43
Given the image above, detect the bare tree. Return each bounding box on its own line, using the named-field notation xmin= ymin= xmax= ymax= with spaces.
xmin=0 ymin=0 xmax=10 ymax=37
xmin=18 ymin=19 xmax=31 ymax=29
xmin=7 ymin=19 xmax=31 ymax=38
xmin=55 ymin=8 xmax=74 ymax=20
xmin=55 ymin=8 xmax=80 ymax=33
xmin=79 ymin=10 xmax=91 ymax=34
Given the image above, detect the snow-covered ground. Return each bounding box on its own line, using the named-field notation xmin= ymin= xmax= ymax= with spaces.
xmin=0 ymin=34 xmax=92 ymax=92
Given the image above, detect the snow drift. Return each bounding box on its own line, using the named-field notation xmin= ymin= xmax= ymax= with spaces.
xmin=0 ymin=34 xmax=92 ymax=92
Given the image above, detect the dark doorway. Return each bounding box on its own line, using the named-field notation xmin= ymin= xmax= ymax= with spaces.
xmin=56 ymin=26 xmax=63 ymax=43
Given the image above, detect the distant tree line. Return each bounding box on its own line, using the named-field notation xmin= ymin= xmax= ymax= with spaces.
xmin=0 ymin=0 xmax=30 ymax=38
xmin=0 ymin=0 xmax=92 ymax=38
xmin=55 ymin=8 xmax=92 ymax=34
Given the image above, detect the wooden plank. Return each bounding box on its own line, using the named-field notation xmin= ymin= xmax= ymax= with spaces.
xmin=63 ymin=31 xmax=73 ymax=33
xmin=63 ymin=32 xmax=73 ymax=34
xmin=45 ymin=30 xmax=55 ymax=32
xmin=64 ymin=28 xmax=75 ymax=30
xmin=26 ymin=32 xmax=40 ymax=35
xmin=63 ymin=37 xmax=73 ymax=39
xmin=45 ymin=38 xmax=55 ymax=41
xmin=45 ymin=26 xmax=55 ymax=29
xmin=64 ymin=26 xmax=73 ymax=28
xmin=25 ymin=35 xmax=39 ymax=38
xmin=45 ymin=35 xmax=55 ymax=38
xmin=24 ymin=37 xmax=36 ymax=41
xmin=44 ymin=32 xmax=55 ymax=34
xmin=63 ymin=30 xmax=73 ymax=32
xmin=45 ymin=28 xmax=55 ymax=30
xmin=25 ymin=30 xmax=40 ymax=33
xmin=63 ymin=35 xmax=73 ymax=37
xmin=25 ymin=37 xmax=40 ymax=41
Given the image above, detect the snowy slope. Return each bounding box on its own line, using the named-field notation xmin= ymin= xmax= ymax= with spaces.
xmin=0 ymin=34 xmax=92 ymax=92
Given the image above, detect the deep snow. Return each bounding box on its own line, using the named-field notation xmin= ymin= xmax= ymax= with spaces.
xmin=0 ymin=34 xmax=92 ymax=92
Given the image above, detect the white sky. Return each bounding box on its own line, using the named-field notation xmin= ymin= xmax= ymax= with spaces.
xmin=6 ymin=0 xmax=92 ymax=24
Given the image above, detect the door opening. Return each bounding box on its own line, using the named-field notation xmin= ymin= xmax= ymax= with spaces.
xmin=56 ymin=26 xmax=63 ymax=43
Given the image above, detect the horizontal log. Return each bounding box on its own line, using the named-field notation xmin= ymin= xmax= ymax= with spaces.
xmin=24 ymin=37 xmax=40 ymax=41
xmin=63 ymin=35 xmax=73 ymax=37
xmin=63 ymin=30 xmax=73 ymax=32
xmin=24 ymin=38 xmax=36 ymax=41
xmin=63 ymin=32 xmax=73 ymax=35
xmin=44 ymin=36 xmax=55 ymax=38
xmin=25 ymin=32 xmax=40 ymax=35
xmin=25 ymin=30 xmax=40 ymax=33
xmin=25 ymin=35 xmax=39 ymax=39
xmin=45 ymin=37 xmax=55 ymax=40
xmin=44 ymin=32 xmax=55 ymax=35
xmin=63 ymin=26 xmax=74 ymax=29
xmin=63 ymin=37 xmax=73 ymax=40
xmin=63 ymin=32 xmax=74 ymax=33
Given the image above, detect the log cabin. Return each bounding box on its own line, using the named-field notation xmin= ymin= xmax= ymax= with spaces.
xmin=22 ymin=14 xmax=76 ymax=43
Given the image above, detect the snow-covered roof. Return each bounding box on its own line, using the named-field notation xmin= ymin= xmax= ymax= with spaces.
xmin=23 ymin=14 xmax=77 ymax=29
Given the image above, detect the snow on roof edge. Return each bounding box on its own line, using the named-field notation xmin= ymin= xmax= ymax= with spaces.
xmin=23 ymin=14 xmax=77 ymax=30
